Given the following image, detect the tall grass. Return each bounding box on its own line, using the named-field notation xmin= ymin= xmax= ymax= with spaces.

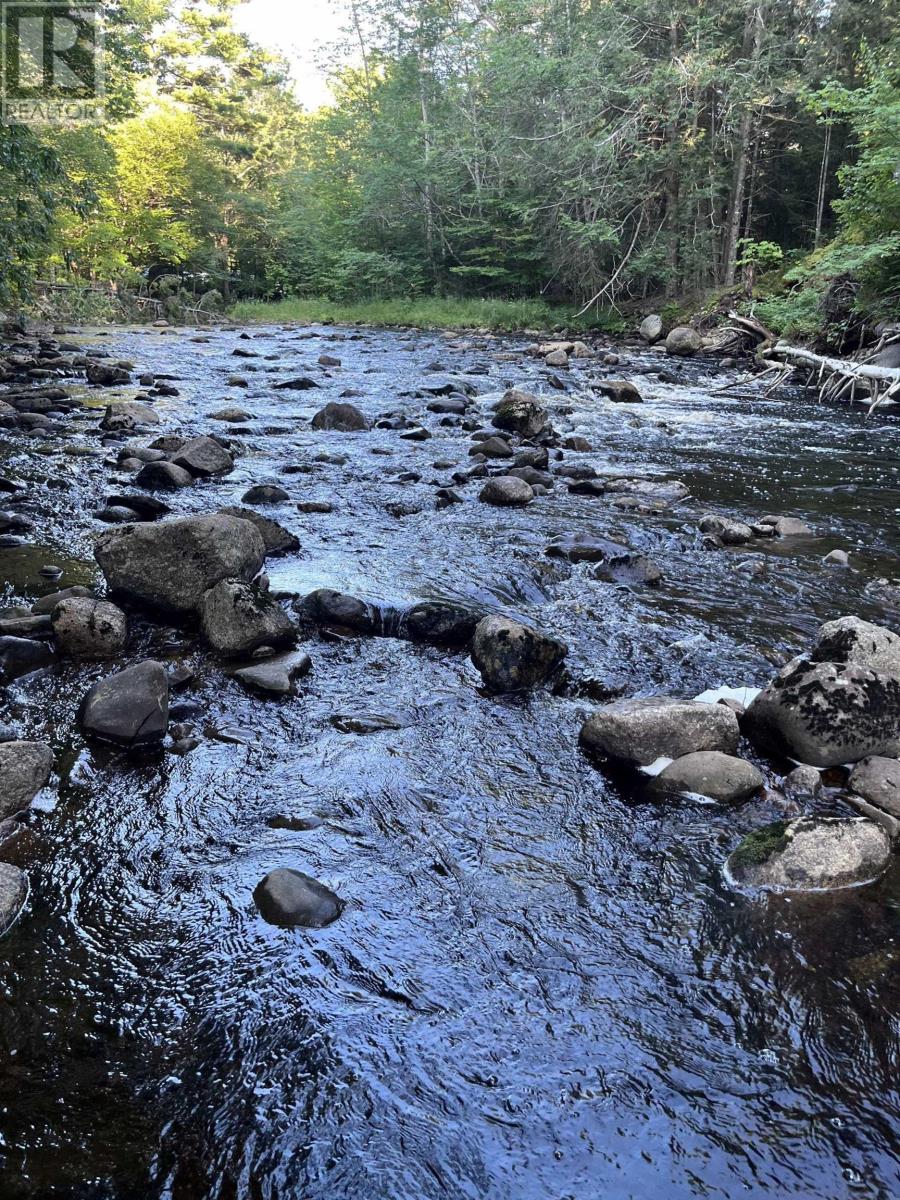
xmin=229 ymin=295 xmax=624 ymax=334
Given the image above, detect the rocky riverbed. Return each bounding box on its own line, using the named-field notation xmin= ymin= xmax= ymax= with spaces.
xmin=1 ymin=319 xmax=899 ymax=1198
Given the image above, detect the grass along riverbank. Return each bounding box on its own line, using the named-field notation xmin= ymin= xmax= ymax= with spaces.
xmin=228 ymin=296 xmax=625 ymax=334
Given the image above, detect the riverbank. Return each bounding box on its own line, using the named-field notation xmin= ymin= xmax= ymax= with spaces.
xmin=1 ymin=321 xmax=900 ymax=1197
xmin=228 ymin=295 xmax=624 ymax=333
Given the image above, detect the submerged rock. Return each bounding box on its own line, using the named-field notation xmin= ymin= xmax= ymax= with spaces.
xmin=725 ymin=817 xmax=891 ymax=892
xmin=471 ymin=615 xmax=567 ymax=692
xmin=80 ymin=660 xmax=169 ymax=747
xmin=254 ymin=868 xmax=343 ymax=928
xmin=744 ymin=659 xmax=900 ymax=767
xmin=199 ymin=580 xmax=296 ymax=656
xmin=51 ymin=597 xmax=127 ymax=659
xmin=0 ymin=864 xmax=28 ymax=938
xmin=0 ymin=741 xmax=53 ymax=819
xmin=581 ymin=697 xmax=740 ymax=766
xmin=649 ymin=751 xmax=763 ymax=802
xmin=95 ymin=514 xmax=266 ymax=615
xmin=241 ymin=484 xmax=289 ymax=505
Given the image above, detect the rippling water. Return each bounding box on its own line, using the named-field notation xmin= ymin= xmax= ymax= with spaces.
xmin=1 ymin=324 xmax=899 ymax=1199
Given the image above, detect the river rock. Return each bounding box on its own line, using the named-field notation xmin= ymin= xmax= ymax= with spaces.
xmin=0 ymin=741 xmax=53 ymax=819
xmin=31 ymin=585 xmax=93 ymax=615
xmin=597 ymin=380 xmax=643 ymax=403
xmin=210 ymin=407 xmax=252 ymax=423
xmin=725 ymin=817 xmax=891 ymax=892
xmin=51 ymin=597 xmax=128 ymax=658
xmin=80 ymin=660 xmax=169 ymax=746
xmin=100 ymin=402 xmax=160 ymax=432
xmin=172 ymin=435 xmax=235 ymax=477
xmin=639 ymin=314 xmax=663 ymax=343
xmin=812 ymin=616 xmax=900 ymax=677
xmin=298 ymin=589 xmax=377 ymax=634
xmin=199 ymin=580 xmax=296 ymax=656
xmin=0 ymin=636 xmax=55 ymax=683
xmin=492 ymin=389 xmax=547 ymax=437
xmin=402 ymin=601 xmax=481 ymax=646
xmin=545 ymin=348 xmax=569 ymax=367
xmin=234 ymin=650 xmax=312 ymax=696
xmin=254 ymin=868 xmax=343 ymax=928
xmin=241 ymin=484 xmax=289 ymax=504
xmin=471 ymin=615 xmax=567 ymax=692
xmin=649 ymin=751 xmax=763 ymax=802
xmin=744 ymin=659 xmax=900 ymax=767
xmin=848 ymin=757 xmax=900 ymax=817
xmin=95 ymin=514 xmax=266 ymax=615
xmin=0 ymin=864 xmax=28 ymax=938
xmin=311 ymin=402 xmax=369 ymax=431
xmin=479 ymin=477 xmax=534 ymax=507
xmin=218 ymin=507 xmax=299 ymax=556
xmin=699 ymin=514 xmax=753 ymax=545
xmin=758 ymin=515 xmax=813 ymax=537
xmin=471 ymin=435 xmax=514 ymax=459
xmin=784 ymin=764 xmax=822 ymax=797
xmin=86 ymin=360 xmax=130 ymax=386
xmin=581 ymin=697 xmax=740 ymax=766
xmin=665 ymin=326 xmax=702 ymax=356
xmin=135 ymin=461 xmax=194 ymax=490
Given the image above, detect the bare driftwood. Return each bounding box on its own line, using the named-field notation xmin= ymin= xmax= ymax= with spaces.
xmin=770 ymin=341 xmax=900 ymax=414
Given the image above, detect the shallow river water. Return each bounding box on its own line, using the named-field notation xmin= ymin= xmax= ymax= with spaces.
xmin=1 ymin=323 xmax=899 ymax=1200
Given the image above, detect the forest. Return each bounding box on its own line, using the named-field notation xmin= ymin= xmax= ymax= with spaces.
xmin=2 ymin=0 xmax=898 ymax=341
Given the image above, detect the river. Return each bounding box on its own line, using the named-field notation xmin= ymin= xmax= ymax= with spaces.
xmin=1 ymin=322 xmax=898 ymax=1199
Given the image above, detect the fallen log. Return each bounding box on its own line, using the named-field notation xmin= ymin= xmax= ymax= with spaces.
xmin=770 ymin=341 xmax=900 ymax=413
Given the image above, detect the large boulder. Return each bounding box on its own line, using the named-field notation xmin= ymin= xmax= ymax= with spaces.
xmin=811 ymin=616 xmax=900 ymax=677
xmin=581 ymin=697 xmax=740 ymax=766
xmin=311 ymin=402 xmax=369 ymax=432
xmin=639 ymin=314 xmax=663 ymax=343
xmin=402 ymin=601 xmax=481 ymax=646
xmin=492 ymin=389 xmax=547 ymax=438
xmin=51 ymin=597 xmax=127 ymax=659
xmin=86 ymin=360 xmax=130 ymax=386
xmin=80 ymin=660 xmax=169 ymax=747
xmin=648 ymin=751 xmax=763 ymax=802
xmin=0 ymin=864 xmax=28 ymax=938
xmin=199 ymin=580 xmax=296 ymax=656
xmin=597 ymin=380 xmax=643 ymax=404
xmin=171 ymin=435 xmax=235 ymax=477
xmin=0 ymin=741 xmax=53 ymax=819
xmin=218 ymin=507 xmax=299 ymax=556
xmin=725 ymin=817 xmax=891 ymax=893
xmin=743 ymin=659 xmax=900 ymax=767
xmin=471 ymin=615 xmax=566 ymax=692
xmin=254 ymin=868 xmax=343 ymax=928
xmin=665 ymin=326 xmax=702 ymax=356
xmin=95 ymin=514 xmax=266 ymax=615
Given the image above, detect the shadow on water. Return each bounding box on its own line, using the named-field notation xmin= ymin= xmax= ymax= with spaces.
xmin=0 ymin=323 xmax=899 ymax=1199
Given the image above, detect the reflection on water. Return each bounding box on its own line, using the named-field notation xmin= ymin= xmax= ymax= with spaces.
xmin=1 ymin=324 xmax=899 ymax=1199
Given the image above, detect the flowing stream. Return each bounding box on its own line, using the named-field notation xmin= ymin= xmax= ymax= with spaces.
xmin=1 ymin=323 xmax=899 ymax=1199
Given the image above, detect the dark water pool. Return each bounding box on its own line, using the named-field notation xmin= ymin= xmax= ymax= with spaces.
xmin=1 ymin=323 xmax=899 ymax=1199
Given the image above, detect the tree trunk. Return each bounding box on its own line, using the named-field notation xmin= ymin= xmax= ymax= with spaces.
xmin=722 ymin=5 xmax=765 ymax=287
